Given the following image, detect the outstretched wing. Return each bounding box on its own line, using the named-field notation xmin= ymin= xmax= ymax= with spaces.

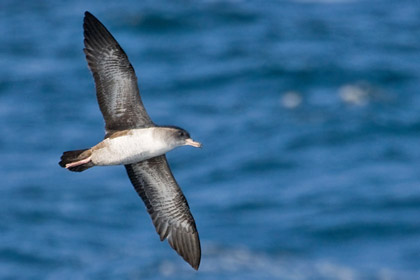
xmin=125 ymin=155 xmax=201 ymax=270
xmin=83 ymin=11 xmax=153 ymax=133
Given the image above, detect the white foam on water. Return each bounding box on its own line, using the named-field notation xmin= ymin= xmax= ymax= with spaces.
xmin=155 ymin=244 xmax=420 ymax=280
xmin=280 ymin=91 xmax=303 ymax=109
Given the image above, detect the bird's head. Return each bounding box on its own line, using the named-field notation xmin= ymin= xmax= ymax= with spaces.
xmin=164 ymin=126 xmax=202 ymax=148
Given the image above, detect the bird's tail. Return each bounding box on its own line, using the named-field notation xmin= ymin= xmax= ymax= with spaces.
xmin=59 ymin=149 xmax=94 ymax=172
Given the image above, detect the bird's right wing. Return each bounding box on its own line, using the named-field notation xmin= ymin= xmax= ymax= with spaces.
xmin=83 ymin=12 xmax=154 ymax=133
xmin=125 ymin=155 xmax=201 ymax=270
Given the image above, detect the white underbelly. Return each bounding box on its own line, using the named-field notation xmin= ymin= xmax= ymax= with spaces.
xmin=90 ymin=131 xmax=168 ymax=166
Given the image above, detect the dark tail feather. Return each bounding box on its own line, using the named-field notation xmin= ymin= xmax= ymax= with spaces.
xmin=59 ymin=149 xmax=94 ymax=172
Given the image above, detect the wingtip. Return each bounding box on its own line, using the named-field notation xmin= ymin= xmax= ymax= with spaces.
xmin=179 ymin=233 xmax=201 ymax=271
xmin=165 ymin=227 xmax=201 ymax=270
xmin=183 ymin=254 xmax=200 ymax=270
xmin=83 ymin=11 xmax=94 ymax=29
xmin=192 ymin=252 xmax=201 ymax=270
xmin=191 ymin=259 xmax=200 ymax=270
xmin=83 ymin=11 xmax=98 ymax=26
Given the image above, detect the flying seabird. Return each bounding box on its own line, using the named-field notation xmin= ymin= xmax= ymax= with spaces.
xmin=59 ymin=11 xmax=202 ymax=270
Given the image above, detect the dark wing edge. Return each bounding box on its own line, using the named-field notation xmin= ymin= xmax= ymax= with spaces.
xmin=83 ymin=11 xmax=153 ymax=132
xmin=125 ymin=155 xmax=201 ymax=270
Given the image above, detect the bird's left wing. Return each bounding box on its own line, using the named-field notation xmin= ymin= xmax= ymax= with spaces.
xmin=125 ymin=155 xmax=201 ymax=270
xmin=83 ymin=11 xmax=154 ymax=133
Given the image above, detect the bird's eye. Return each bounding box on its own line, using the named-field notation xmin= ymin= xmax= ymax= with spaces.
xmin=178 ymin=131 xmax=185 ymax=137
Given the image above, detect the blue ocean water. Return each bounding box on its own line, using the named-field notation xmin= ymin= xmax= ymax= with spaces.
xmin=1 ymin=0 xmax=420 ymax=279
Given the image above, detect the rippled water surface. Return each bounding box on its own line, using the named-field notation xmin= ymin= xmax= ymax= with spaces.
xmin=1 ymin=0 xmax=420 ymax=279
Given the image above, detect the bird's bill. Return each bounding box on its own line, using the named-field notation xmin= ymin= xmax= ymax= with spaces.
xmin=185 ymin=138 xmax=202 ymax=148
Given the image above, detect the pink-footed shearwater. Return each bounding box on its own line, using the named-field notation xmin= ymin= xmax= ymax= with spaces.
xmin=59 ymin=11 xmax=202 ymax=270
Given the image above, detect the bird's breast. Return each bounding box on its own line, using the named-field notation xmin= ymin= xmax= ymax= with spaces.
xmin=90 ymin=129 xmax=168 ymax=166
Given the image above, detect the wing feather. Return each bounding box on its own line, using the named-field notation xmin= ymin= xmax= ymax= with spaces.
xmin=83 ymin=11 xmax=153 ymax=132
xmin=125 ymin=156 xmax=201 ymax=270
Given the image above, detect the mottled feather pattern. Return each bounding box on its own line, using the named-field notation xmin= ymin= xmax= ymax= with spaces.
xmin=125 ymin=156 xmax=201 ymax=270
xmin=83 ymin=12 xmax=153 ymax=132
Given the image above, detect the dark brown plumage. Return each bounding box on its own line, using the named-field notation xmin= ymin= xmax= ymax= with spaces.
xmin=81 ymin=11 xmax=201 ymax=270
xmin=126 ymin=156 xmax=201 ymax=270
xmin=83 ymin=11 xmax=153 ymax=133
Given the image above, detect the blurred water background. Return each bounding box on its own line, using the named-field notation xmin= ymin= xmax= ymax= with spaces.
xmin=1 ymin=0 xmax=420 ymax=279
